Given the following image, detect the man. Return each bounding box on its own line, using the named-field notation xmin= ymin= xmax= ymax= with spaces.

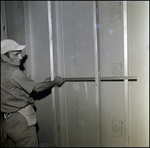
xmin=1 ymin=39 xmax=65 ymax=147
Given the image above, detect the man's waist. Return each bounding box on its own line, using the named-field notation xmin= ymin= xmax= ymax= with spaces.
xmin=3 ymin=104 xmax=35 ymax=119
xmin=3 ymin=112 xmax=18 ymax=119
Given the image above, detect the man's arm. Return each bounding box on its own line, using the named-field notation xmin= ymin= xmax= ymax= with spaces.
xmin=32 ymin=76 xmax=64 ymax=93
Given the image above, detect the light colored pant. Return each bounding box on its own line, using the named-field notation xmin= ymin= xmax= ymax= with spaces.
xmin=3 ymin=112 xmax=39 ymax=147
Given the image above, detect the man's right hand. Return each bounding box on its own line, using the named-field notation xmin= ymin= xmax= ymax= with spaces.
xmin=54 ymin=76 xmax=65 ymax=87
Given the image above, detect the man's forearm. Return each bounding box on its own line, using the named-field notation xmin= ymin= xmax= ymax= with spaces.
xmin=33 ymin=81 xmax=56 ymax=93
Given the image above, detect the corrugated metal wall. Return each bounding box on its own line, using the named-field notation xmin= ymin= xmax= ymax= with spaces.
xmin=2 ymin=1 xmax=149 ymax=147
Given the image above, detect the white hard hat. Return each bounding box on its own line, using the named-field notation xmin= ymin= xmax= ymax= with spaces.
xmin=1 ymin=39 xmax=26 ymax=55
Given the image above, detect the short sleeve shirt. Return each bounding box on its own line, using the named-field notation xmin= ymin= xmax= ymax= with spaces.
xmin=1 ymin=62 xmax=37 ymax=113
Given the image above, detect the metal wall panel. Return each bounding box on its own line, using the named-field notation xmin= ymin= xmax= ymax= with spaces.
xmin=98 ymin=1 xmax=124 ymax=77
xmin=97 ymin=1 xmax=149 ymax=147
xmin=128 ymin=2 xmax=149 ymax=147
xmin=98 ymin=1 xmax=124 ymax=147
xmin=62 ymin=1 xmax=95 ymax=78
xmin=52 ymin=1 xmax=99 ymax=147
xmin=66 ymin=82 xmax=97 ymax=147
xmin=62 ymin=1 xmax=97 ymax=146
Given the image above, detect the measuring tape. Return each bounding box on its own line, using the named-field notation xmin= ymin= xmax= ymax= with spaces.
xmin=63 ymin=76 xmax=137 ymax=82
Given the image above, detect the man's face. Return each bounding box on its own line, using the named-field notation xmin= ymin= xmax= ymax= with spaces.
xmin=6 ymin=51 xmax=23 ymax=66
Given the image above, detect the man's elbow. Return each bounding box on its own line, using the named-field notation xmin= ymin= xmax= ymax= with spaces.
xmin=33 ymin=84 xmax=43 ymax=93
xmin=30 ymin=83 xmax=52 ymax=100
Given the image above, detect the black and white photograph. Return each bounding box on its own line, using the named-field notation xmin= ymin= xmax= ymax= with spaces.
xmin=1 ymin=1 xmax=149 ymax=147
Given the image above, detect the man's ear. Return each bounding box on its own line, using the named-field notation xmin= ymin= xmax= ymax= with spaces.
xmin=1 ymin=54 xmax=8 ymax=61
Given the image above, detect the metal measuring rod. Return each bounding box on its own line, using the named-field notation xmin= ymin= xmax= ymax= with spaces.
xmin=63 ymin=76 xmax=137 ymax=82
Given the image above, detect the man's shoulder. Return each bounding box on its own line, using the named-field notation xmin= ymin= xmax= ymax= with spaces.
xmin=1 ymin=62 xmax=18 ymax=78
xmin=11 ymin=69 xmax=26 ymax=79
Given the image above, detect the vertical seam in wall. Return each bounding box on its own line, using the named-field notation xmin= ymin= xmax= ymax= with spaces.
xmin=47 ymin=1 xmax=57 ymax=146
xmin=93 ymin=1 xmax=101 ymax=147
xmin=123 ymin=1 xmax=129 ymax=147
xmin=60 ymin=2 xmax=69 ymax=146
